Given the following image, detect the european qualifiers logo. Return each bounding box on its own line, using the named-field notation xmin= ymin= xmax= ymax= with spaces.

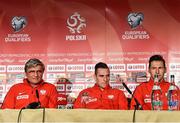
xmin=11 ymin=16 xmax=27 ymax=32
xmin=5 ymin=16 xmax=31 ymax=42
xmin=127 ymin=12 xmax=144 ymax=29
xmin=66 ymin=12 xmax=87 ymax=41
xmin=122 ymin=12 xmax=150 ymax=40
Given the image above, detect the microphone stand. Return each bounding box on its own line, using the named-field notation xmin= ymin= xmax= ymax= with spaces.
xmin=122 ymin=82 xmax=143 ymax=110
xmin=121 ymin=82 xmax=142 ymax=123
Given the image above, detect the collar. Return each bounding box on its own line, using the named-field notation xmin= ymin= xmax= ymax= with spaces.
xmin=149 ymin=78 xmax=167 ymax=86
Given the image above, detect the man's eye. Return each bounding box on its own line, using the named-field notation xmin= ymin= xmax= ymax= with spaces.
xmin=28 ymin=71 xmax=34 ymax=73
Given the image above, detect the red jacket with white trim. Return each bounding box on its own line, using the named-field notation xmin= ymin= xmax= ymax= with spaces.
xmin=1 ymin=78 xmax=58 ymax=109
xmin=74 ymin=84 xmax=128 ymax=110
xmin=130 ymin=78 xmax=170 ymax=110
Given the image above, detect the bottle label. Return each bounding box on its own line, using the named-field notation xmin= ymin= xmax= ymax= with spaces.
xmin=152 ymin=101 xmax=162 ymax=110
xmin=168 ymin=101 xmax=178 ymax=110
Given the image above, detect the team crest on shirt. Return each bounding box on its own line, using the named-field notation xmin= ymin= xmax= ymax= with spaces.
xmin=108 ymin=95 xmax=114 ymax=99
xmin=40 ymin=90 xmax=46 ymax=95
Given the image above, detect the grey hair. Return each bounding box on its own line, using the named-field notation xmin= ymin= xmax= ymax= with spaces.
xmin=24 ymin=58 xmax=45 ymax=72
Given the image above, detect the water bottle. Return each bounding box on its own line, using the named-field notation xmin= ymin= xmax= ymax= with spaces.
xmin=151 ymin=74 xmax=163 ymax=110
xmin=167 ymin=75 xmax=179 ymax=111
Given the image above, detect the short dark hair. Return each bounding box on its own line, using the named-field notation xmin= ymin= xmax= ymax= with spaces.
xmin=148 ymin=55 xmax=166 ymax=68
xmin=25 ymin=58 xmax=45 ymax=72
xmin=95 ymin=62 xmax=109 ymax=75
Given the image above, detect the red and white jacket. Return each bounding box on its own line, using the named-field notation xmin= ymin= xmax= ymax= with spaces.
xmin=130 ymin=78 xmax=171 ymax=110
xmin=1 ymin=78 xmax=58 ymax=109
xmin=74 ymin=84 xmax=128 ymax=110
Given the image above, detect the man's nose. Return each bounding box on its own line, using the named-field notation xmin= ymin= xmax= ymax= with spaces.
xmin=155 ymin=68 xmax=159 ymax=74
xmin=103 ymin=76 xmax=107 ymax=81
xmin=34 ymin=71 xmax=38 ymax=76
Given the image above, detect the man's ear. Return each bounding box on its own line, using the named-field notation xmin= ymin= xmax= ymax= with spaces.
xmin=93 ymin=74 xmax=97 ymax=82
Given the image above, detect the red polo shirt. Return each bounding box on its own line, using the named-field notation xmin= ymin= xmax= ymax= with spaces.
xmin=74 ymin=84 xmax=128 ymax=110
xmin=130 ymin=78 xmax=170 ymax=110
xmin=2 ymin=78 xmax=58 ymax=109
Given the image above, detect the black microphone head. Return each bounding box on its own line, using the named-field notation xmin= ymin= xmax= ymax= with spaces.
xmin=26 ymin=102 xmax=40 ymax=109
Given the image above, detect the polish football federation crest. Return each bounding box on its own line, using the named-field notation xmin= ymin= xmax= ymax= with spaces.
xmin=67 ymin=12 xmax=86 ymax=34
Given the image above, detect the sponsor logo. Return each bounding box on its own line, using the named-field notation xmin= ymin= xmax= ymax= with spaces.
xmin=127 ymin=64 xmax=146 ymax=71
xmin=16 ymin=95 xmax=29 ymax=100
xmin=58 ymin=96 xmax=67 ymax=102
xmin=0 ymin=85 xmax=5 ymax=93
xmin=144 ymin=98 xmax=151 ymax=103
xmin=66 ymin=64 xmax=85 ymax=72
xmin=47 ymin=65 xmax=65 ymax=72
xmin=169 ymin=63 xmax=180 ymax=70
xmin=0 ymin=66 xmax=6 ymax=72
xmin=66 ymin=12 xmax=87 ymax=41
xmin=66 ymin=84 xmax=84 ymax=91
xmin=86 ymin=64 xmax=95 ymax=72
xmin=56 ymin=84 xmax=65 ymax=91
xmin=108 ymin=64 xmax=126 ymax=71
xmin=18 ymin=92 xmax=26 ymax=95
xmin=82 ymin=97 xmax=97 ymax=104
xmin=111 ymin=83 xmax=125 ymax=91
xmin=7 ymin=65 xmax=24 ymax=72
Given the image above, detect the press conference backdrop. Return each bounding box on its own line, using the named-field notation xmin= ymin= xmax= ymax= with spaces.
xmin=0 ymin=0 xmax=180 ymax=103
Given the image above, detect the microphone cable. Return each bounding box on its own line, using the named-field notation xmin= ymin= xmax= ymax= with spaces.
xmin=17 ymin=107 xmax=46 ymax=123
xmin=42 ymin=107 xmax=45 ymax=123
xmin=132 ymin=105 xmax=137 ymax=123
xmin=121 ymin=82 xmax=142 ymax=123
xmin=17 ymin=107 xmax=25 ymax=123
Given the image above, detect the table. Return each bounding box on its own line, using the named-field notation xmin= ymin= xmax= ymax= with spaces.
xmin=0 ymin=109 xmax=180 ymax=122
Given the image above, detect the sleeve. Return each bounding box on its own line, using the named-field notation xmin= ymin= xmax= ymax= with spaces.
xmin=48 ymin=85 xmax=58 ymax=108
xmin=1 ymin=86 xmax=16 ymax=109
xmin=73 ymin=91 xmax=85 ymax=109
xmin=118 ymin=91 xmax=128 ymax=110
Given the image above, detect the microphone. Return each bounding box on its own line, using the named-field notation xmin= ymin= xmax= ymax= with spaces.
xmin=25 ymin=90 xmax=41 ymax=109
xmin=26 ymin=102 xmax=40 ymax=109
xmin=122 ymin=82 xmax=143 ymax=110
xmin=117 ymin=75 xmax=143 ymax=110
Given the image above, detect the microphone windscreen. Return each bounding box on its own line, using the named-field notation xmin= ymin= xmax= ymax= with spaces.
xmin=26 ymin=102 xmax=40 ymax=109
